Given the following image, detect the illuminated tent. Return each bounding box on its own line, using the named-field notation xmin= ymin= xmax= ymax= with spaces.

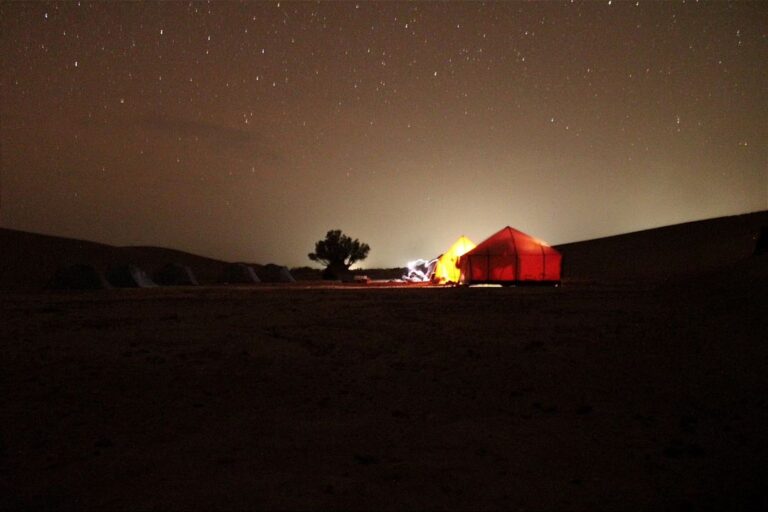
xmin=432 ymin=236 xmax=476 ymax=284
xmin=459 ymin=227 xmax=561 ymax=285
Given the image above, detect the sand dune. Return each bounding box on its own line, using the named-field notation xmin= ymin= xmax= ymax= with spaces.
xmin=0 ymin=229 xmax=229 ymax=290
xmin=556 ymin=211 xmax=768 ymax=282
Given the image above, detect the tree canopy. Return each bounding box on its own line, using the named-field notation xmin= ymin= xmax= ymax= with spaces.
xmin=308 ymin=230 xmax=370 ymax=271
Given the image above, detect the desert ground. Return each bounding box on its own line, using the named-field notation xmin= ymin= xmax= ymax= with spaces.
xmin=2 ymin=273 xmax=767 ymax=510
xmin=1 ymin=212 xmax=767 ymax=510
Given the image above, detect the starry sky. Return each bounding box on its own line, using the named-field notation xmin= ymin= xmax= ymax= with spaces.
xmin=1 ymin=1 xmax=766 ymax=268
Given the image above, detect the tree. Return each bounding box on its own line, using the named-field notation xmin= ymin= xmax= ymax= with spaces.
xmin=308 ymin=229 xmax=370 ymax=278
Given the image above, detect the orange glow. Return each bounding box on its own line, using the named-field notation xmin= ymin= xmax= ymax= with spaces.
xmin=432 ymin=236 xmax=476 ymax=284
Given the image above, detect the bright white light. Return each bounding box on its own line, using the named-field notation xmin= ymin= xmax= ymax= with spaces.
xmin=403 ymin=258 xmax=438 ymax=282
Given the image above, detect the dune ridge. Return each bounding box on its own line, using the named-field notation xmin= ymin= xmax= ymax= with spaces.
xmin=555 ymin=210 xmax=768 ymax=282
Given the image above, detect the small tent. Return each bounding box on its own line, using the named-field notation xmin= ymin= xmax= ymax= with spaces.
xmin=220 ymin=263 xmax=261 ymax=284
xmin=459 ymin=227 xmax=561 ymax=285
xmin=155 ymin=263 xmax=199 ymax=286
xmin=107 ymin=264 xmax=157 ymax=288
xmin=48 ymin=264 xmax=111 ymax=290
xmin=256 ymin=264 xmax=296 ymax=283
xmin=432 ymin=236 xmax=476 ymax=284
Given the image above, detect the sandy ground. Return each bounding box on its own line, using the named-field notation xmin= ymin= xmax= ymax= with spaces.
xmin=1 ymin=272 xmax=767 ymax=510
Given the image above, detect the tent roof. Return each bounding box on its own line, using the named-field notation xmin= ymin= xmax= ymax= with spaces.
xmin=443 ymin=235 xmax=475 ymax=256
xmin=467 ymin=226 xmax=561 ymax=257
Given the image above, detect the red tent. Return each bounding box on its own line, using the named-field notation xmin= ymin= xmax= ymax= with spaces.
xmin=458 ymin=226 xmax=562 ymax=285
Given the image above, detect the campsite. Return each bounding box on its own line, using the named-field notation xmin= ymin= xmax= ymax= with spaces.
xmin=3 ymin=0 xmax=766 ymax=508
xmin=1 ymin=211 xmax=767 ymax=510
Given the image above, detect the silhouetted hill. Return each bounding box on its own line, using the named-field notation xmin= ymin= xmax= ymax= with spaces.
xmin=556 ymin=210 xmax=768 ymax=282
xmin=0 ymin=229 xmax=228 ymax=290
xmin=2 ymin=210 xmax=767 ymax=289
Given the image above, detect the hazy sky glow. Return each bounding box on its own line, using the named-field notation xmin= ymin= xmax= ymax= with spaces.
xmin=1 ymin=1 xmax=766 ymax=267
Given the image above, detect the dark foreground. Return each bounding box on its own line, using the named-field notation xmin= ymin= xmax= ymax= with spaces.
xmin=2 ymin=274 xmax=767 ymax=510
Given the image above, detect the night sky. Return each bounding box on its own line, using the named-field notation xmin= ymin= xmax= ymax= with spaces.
xmin=2 ymin=1 xmax=766 ymax=268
